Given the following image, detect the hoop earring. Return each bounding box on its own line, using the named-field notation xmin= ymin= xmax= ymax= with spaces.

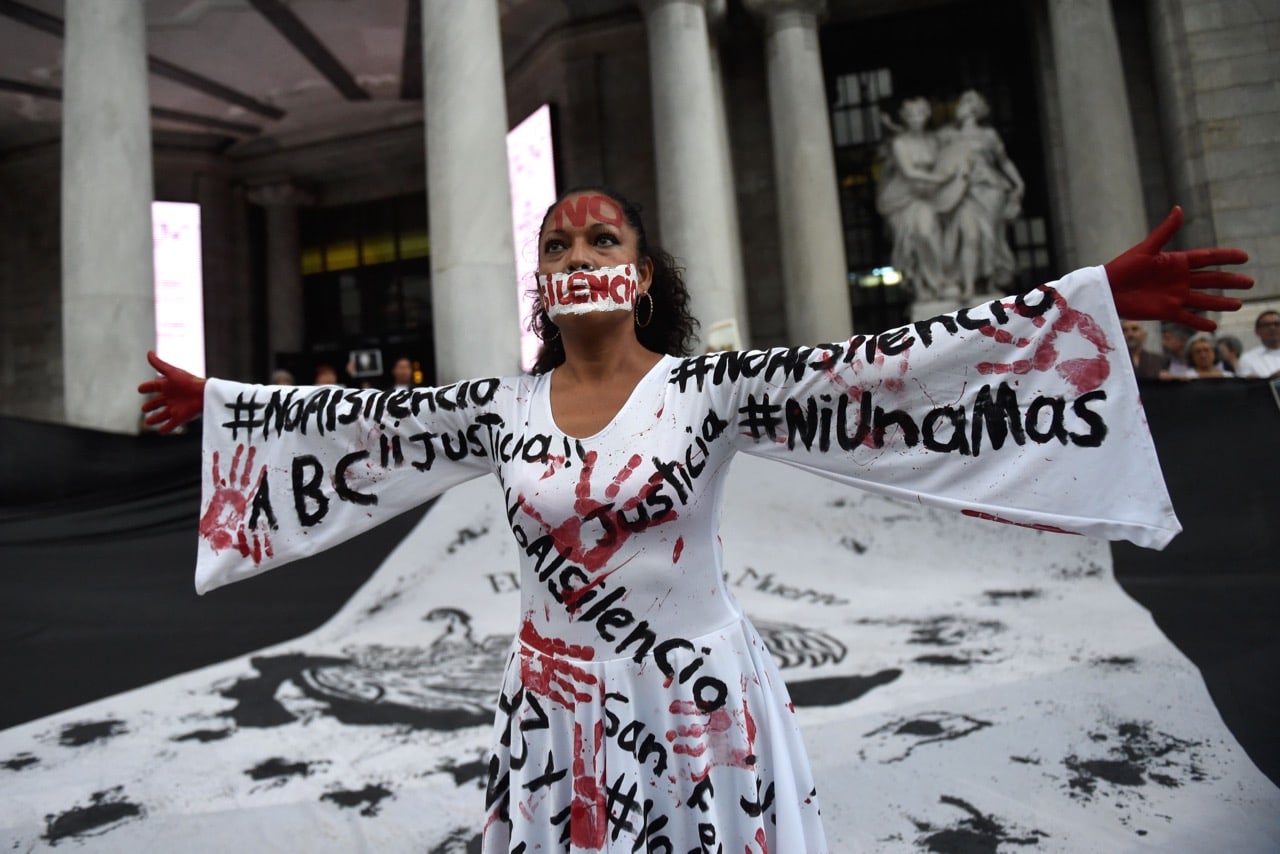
xmin=544 ymin=325 xmax=560 ymax=342
xmin=634 ymin=291 xmax=654 ymax=329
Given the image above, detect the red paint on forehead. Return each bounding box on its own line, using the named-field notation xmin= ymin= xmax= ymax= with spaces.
xmin=550 ymin=193 xmax=625 ymax=231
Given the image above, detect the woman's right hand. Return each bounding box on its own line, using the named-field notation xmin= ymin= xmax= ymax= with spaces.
xmin=138 ymin=351 xmax=207 ymax=433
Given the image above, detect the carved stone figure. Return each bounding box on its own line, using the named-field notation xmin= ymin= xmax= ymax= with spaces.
xmin=876 ymin=91 xmax=1025 ymax=301
xmin=937 ymin=90 xmax=1026 ymax=297
xmin=874 ymin=98 xmax=959 ymax=300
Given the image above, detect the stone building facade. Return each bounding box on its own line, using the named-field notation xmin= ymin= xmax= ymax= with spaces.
xmin=0 ymin=0 xmax=1276 ymax=431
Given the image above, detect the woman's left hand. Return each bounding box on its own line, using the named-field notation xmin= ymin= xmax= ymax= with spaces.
xmin=1104 ymin=206 xmax=1252 ymax=332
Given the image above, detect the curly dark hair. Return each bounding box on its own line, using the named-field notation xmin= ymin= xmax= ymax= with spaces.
xmin=528 ymin=186 xmax=700 ymax=374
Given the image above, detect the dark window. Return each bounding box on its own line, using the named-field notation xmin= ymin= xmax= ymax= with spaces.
xmin=297 ymin=193 xmax=436 ymax=385
xmin=822 ymin=0 xmax=1055 ymax=334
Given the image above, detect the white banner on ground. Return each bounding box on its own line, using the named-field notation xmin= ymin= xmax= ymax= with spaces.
xmin=0 ymin=457 xmax=1276 ymax=850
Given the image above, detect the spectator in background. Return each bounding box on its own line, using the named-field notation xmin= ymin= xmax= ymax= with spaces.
xmin=344 ymin=356 xmax=375 ymax=390
xmin=1158 ymin=322 xmax=1195 ymax=380
xmin=1184 ymin=333 xmax=1227 ymax=379
xmin=1216 ymin=335 xmax=1243 ymax=376
xmin=1236 ymin=310 xmax=1280 ymax=379
xmin=1121 ymin=320 xmax=1165 ymax=379
xmin=391 ymin=356 xmax=414 ymax=390
xmin=313 ymin=363 xmax=341 ymax=386
xmin=270 ymin=368 xmax=295 ymax=385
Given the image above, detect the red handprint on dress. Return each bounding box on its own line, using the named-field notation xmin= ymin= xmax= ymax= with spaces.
xmin=666 ymin=693 xmax=757 ymax=782
xmin=198 ymin=443 xmax=273 ymax=563
xmin=518 ymin=621 xmax=599 ymax=711
xmin=517 ymin=450 xmax=677 ymax=575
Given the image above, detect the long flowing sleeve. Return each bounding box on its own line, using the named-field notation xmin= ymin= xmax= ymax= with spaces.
xmin=194 ymin=376 xmax=517 ymax=593
xmin=675 ymin=266 xmax=1180 ymax=548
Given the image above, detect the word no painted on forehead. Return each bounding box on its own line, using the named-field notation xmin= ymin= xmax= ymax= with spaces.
xmin=550 ymin=193 xmax=625 ymax=231
xmin=538 ymin=264 xmax=638 ymax=318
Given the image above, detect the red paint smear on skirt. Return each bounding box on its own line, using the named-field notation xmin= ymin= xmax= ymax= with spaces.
xmin=672 ymin=536 xmax=685 ymax=564
xmin=571 ymin=719 xmax=607 ymax=849
xmin=753 ymin=827 xmax=769 ymax=854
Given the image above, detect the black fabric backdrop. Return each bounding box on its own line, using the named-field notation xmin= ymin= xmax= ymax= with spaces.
xmin=2 ymin=379 xmax=1276 ymax=784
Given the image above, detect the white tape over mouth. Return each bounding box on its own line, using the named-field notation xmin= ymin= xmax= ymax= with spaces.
xmin=537 ymin=264 xmax=638 ymax=318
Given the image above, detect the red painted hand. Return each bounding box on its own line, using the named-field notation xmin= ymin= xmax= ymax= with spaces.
xmin=1104 ymin=206 xmax=1252 ymax=333
xmin=138 ymin=351 xmax=207 ymax=433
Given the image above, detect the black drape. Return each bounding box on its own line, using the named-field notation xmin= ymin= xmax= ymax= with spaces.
xmin=0 ymin=416 xmax=428 ymax=729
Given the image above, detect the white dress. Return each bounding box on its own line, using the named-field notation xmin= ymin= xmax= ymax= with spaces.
xmin=194 ymin=267 xmax=1180 ymax=852
xmin=480 ymin=352 xmax=823 ymax=852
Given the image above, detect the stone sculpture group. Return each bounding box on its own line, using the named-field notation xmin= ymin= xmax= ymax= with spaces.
xmin=876 ymin=90 xmax=1026 ymax=300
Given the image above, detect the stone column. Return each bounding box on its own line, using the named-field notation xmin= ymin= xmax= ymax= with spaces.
xmin=745 ymin=0 xmax=851 ymax=344
xmin=247 ymin=183 xmax=314 ymax=369
xmin=61 ymin=1 xmax=155 ymax=433
xmin=1145 ymin=0 xmax=1215 ymax=252
xmin=640 ymin=0 xmax=748 ymax=347
xmin=422 ymin=0 xmax=520 ymax=382
xmin=707 ymin=1 xmax=750 ymax=347
xmin=1046 ymin=0 xmax=1147 ymax=266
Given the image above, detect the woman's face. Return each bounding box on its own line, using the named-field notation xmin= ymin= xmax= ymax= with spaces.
xmin=1189 ymin=339 xmax=1217 ymax=369
xmin=539 ymin=192 xmax=636 ymax=272
xmin=1258 ymin=314 xmax=1280 ymax=349
xmin=537 ymin=192 xmax=652 ymax=319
